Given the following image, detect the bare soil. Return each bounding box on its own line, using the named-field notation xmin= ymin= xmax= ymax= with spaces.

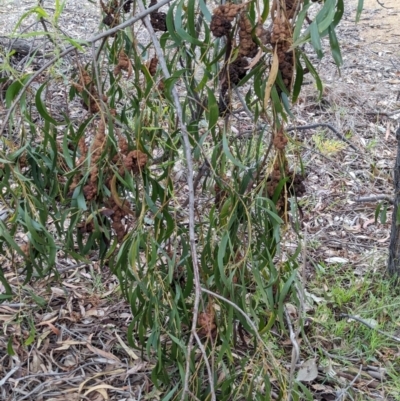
xmin=359 ymin=0 xmax=400 ymax=43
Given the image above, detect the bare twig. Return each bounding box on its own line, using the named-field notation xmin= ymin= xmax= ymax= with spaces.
xmin=234 ymin=87 xmax=254 ymax=121
xmin=365 ymin=109 xmax=400 ymax=117
xmin=340 ymin=314 xmax=400 ymax=343
xmin=285 ymin=307 xmax=300 ymax=401
xmin=193 ymin=331 xmax=215 ymax=395
xmin=182 ymin=160 xmax=210 ymax=208
xmin=135 ymin=2 xmax=204 ymax=400
xmin=286 ymin=123 xmax=358 ymax=151
xmin=335 ymin=365 xmax=363 ymax=401
xmin=0 ymin=0 xmax=171 ymax=136
xmin=354 ymin=195 xmax=393 ymax=204
xmin=376 ymin=0 xmax=393 ymax=9
xmin=201 ymin=287 xmax=283 ymax=376
xmin=0 ymin=365 xmax=20 ymax=386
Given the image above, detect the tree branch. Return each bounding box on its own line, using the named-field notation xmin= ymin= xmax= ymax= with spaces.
xmin=135 ymin=1 xmax=205 ymax=400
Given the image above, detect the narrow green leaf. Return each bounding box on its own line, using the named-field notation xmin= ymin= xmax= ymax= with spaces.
xmin=222 ymin=133 xmax=248 ymax=170
xmin=199 ymin=0 xmax=211 ymax=23
xmin=293 ymin=3 xmax=311 ymax=41
xmin=332 ymin=0 xmax=344 ymax=29
xmin=278 ymin=270 xmax=297 ymax=329
xmin=316 ymin=0 xmax=336 ymax=33
xmin=281 ymin=92 xmax=294 ymax=119
xmin=6 ymin=75 xmax=31 ymax=108
xmin=206 ymin=87 xmax=219 ymax=130
xmin=292 ymin=56 xmax=304 ymax=103
xmin=328 ymin=26 xmax=342 ymax=67
xmin=310 ymin=21 xmax=323 ymax=59
xmin=176 ymin=28 xmax=204 ymax=46
xmin=301 ymin=52 xmax=323 ymax=99
xmin=35 ymin=82 xmax=64 ymax=125
xmin=166 ymin=3 xmax=181 ymax=44
xmin=356 ymin=0 xmax=364 ymax=22
xmin=187 ymin=0 xmax=196 ymax=38
xmin=7 ymin=336 xmax=15 ymax=356
xmin=0 ymin=222 xmax=27 ymax=259
xmin=261 ymin=0 xmax=270 ymax=24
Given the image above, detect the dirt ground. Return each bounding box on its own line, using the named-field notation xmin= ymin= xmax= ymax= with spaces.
xmin=359 ymin=0 xmax=400 ymax=43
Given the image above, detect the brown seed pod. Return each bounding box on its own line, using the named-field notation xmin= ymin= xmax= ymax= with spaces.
xmin=149 ymin=0 xmax=167 ymax=31
xmin=197 ymin=303 xmax=217 ymax=339
xmin=273 ymin=128 xmax=288 ymax=150
xmin=228 ymin=57 xmax=249 ymax=85
xmin=119 ymin=150 xmax=148 ymax=175
xmin=114 ymin=51 xmax=133 ymax=78
xmin=148 ymin=56 xmax=158 ymax=76
xmin=210 ymin=15 xmax=232 ymax=37
xmin=210 ymin=3 xmax=246 ymax=37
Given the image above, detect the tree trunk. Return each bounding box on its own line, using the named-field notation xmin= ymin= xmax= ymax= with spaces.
xmin=388 ymin=126 xmax=400 ymax=277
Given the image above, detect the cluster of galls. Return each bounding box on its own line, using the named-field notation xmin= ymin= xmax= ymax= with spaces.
xmin=149 ymin=0 xmax=167 ymax=32
xmin=270 ymin=9 xmax=295 ymax=91
xmin=70 ymin=118 xmax=148 ymax=242
xmin=210 ymin=4 xmax=270 ymax=115
xmin=210 ymin=3 xmax=245 ymax=37
xmin=100 ymin=0 xmax=133 ymax=27
xmin=146 ymin=55 xmax=165 ymax=91
xmin=114 ymin=51 xmax=133 ymax=78
xmin=71 ymin=68 xmax=109 ymax=113
xmin=267 ymin=129 xmax=306 ymax=214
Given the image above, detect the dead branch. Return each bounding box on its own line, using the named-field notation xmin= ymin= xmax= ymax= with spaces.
xmin=286 ymin=123 xmax=358 ymax=151
xmin=340 ymin=313 xmax=400 ymax=343
xmin=355 ymin=195 xmax=393 ymax=204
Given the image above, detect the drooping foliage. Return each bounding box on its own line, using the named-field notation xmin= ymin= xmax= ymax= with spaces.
xmin=0 ymin=0 xmax=363 ymax=398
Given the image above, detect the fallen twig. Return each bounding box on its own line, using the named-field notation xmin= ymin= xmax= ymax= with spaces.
xmin=335 ymin=365 xmax=363 ymax=401
xmin=201 ymin=287 xmax=284 ymax=375
xmin=340 ymin=313 xmax=400 ymax=343
xmin=376 ymin=0 xmax=393 ymax=9
xmin=354 ymin=195 xmax=393 ymax=204
xmin=0 ymin=365 xmax=20 ymax=387
xmin=285 ymin=307 xmax=300 ymax=401
xmin=365 ymin=109 xmax=400 ymax=117
xmin=286 ymin=123 xmax=358 ymax=151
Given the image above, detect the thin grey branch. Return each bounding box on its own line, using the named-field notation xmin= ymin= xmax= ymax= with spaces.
xmin=355 ymin=195 xmax=393 ymax=204
xmin=135 ymin=1 xmax=204 ymax=400
xmin=340 ymin=313 xmax=400 ymax=342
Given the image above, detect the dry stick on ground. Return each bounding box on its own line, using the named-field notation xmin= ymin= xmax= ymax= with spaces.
xmin=286 ymin=123 xmax=358 ymax=151
xmin=336 ymin=365 xmax=363 ymax=401
xmin=340 ymin=313 xmax=400 ymax=343
xmin=366 ymin=109 xmax=400 ymax=117
xmin=355 ymin=194 xmax=393 ymax=204
xmin=135 ymin=2 xmax=207 ymax=400
xmin=0 ymin=0 xmax=171 ymax=136
xmin=376 ymin=0 xmax=393 ymax=9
